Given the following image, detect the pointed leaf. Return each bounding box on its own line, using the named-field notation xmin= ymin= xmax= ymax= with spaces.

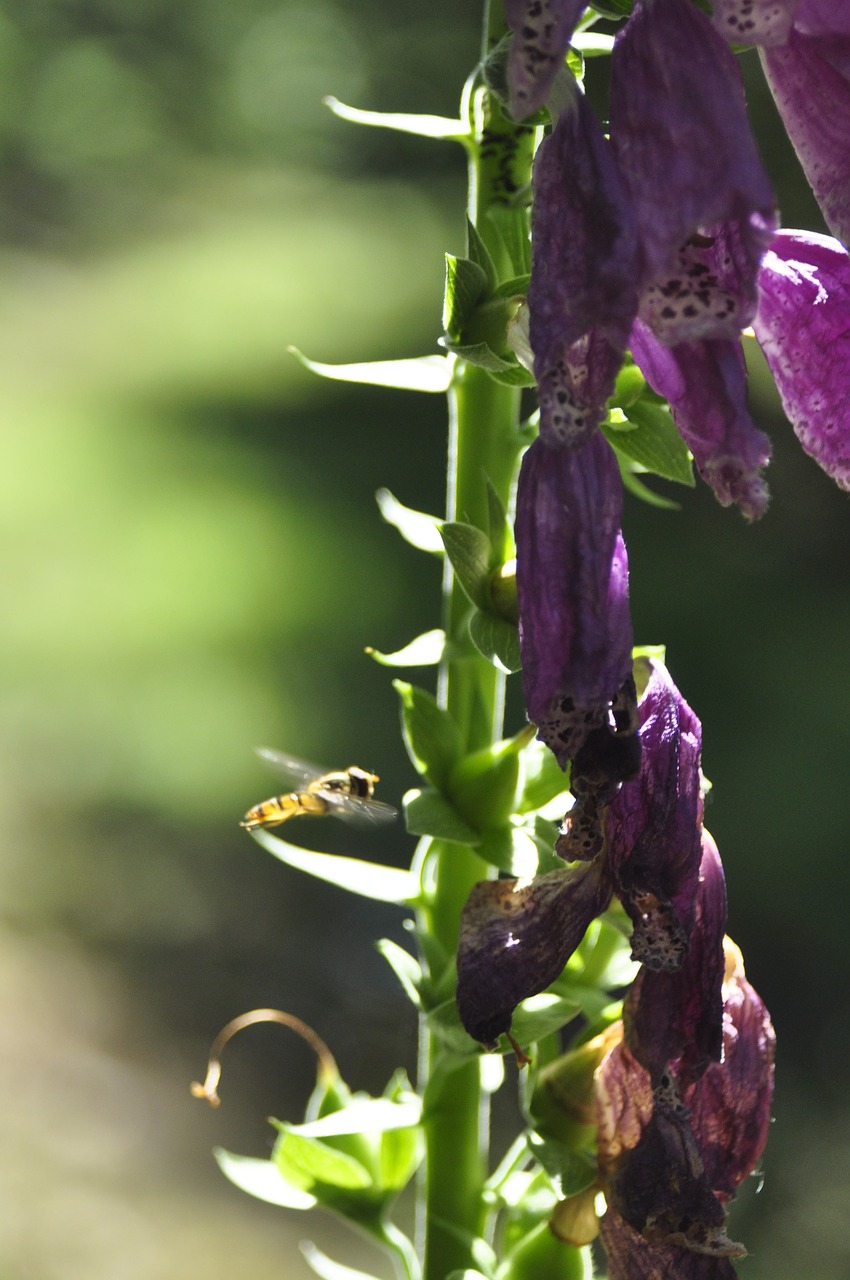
xmin=440 ymin=340 xmax=517 ymax=372
xmin=291 ymin=1097 xmax=421 ymax=1139
xmin=214 ymin=1149 xmax=317 ymax=1209
xmin=617 ymin=459 xmax=681 ymax=510
xmin=493 ymin=274 xmax=531 ymax=300
xmin=376 ymin=938 xmax=423 ymax=1007
xmin=468 ymin=610 xmax=521 ymax=673
xmin=518 ymin=748 xmax=570 ymax=815
xmin=289 ymin=347 xmax=452 ymax=392
xmin=250 ymin=828 xmax=415 ymax=903
xmin=444 ymin=256 xmax=489 ymax=338
xmin=301 ymin=1242 xmax=382 ymax=1280
xmin=324 ymin=96 xmax=470 ymax=143
xmin=509 ymin=993 xmax=583 ymax=1046
xmin=367 ymin=629 xmax=446 ymax=667
xmin=487 ymin=363 xmax=537 ymax=387
xmin=485 ymin=204 xmax=531 ymax=276
xmin=485 ymin=478 xmax=513 ymax=563
xmin=403 ymin=787 xmax=479 ymax=844
xmin=375 ymin=488 xmax=443 ymax=553
xmin=475 ymin=825 xmax=539 ymax=876
xmin=394 ymin=680 xmax=464 ymax=789
xmin=440 ymin=522 xmax=493 ymax=609
xmin=273 ymin=1129 xmax=373 ymax=1191
xmin=604 ymin=399 xmax=695 ymax=486
xmin=467 ymin=219 xmax=499 ymax=292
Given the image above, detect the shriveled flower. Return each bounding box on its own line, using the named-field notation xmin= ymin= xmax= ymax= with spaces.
xmin=609 ymin=0 xmax=776 ymax=294
xmin=760 ymin=21 xmax=850 ymax=246
xmin=629 ymin=322 xmax=772 ymax=520
xmin=515 ymin=432 xmax=634 ymax=769
xmin=529 ymin=85 xmax=639 ymax=445
xmin=753 ymin=228 xmax=850 ymax=488
xmin=504 ymin=0 xmax=586 ymax=120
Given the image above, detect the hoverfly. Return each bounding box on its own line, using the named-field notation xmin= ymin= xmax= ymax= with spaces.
xmin=240 ymin=747 xmax=397 ymax=830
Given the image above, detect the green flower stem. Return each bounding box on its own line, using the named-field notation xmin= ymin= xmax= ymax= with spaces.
xmin=419 ymin=31 xmax=535 ymax=1278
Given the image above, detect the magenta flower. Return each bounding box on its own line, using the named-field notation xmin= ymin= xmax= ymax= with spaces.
xmin=504 ymin=0 xmax=585 ymax=120
xmin=629 ymin=322 xmax=772 ymax=520
xmin=515 ymin=433 xmax=634 ymax=769
xmin=754 ymin=229 xmax=850 ymax=488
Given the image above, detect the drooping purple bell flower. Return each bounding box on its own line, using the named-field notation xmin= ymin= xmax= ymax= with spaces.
xmin=609 ymin=0 xmax=776 ymax=294
xmin=630 ymin=322 xmax=772 ymax=520
xmin=529 ymin=85 xmax=639 ymax=446
xmin=515 ymin=433 xmax=634 ymax=769
xmin=753 ymin=229 xmax=850 ymax=488
xmin=505 ymin=0 xmax=586 ymax=120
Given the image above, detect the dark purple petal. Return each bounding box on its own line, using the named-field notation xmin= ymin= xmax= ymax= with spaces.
xmin=639 ymin=224 xmax=764 ymax=346
xmin=599 ymin=1213 xmax=740 ymax=1280
xmin=456 ymin=857 xmax=613 ymax=1046
xmin=596 ymin=1048 xmax=744 ymax=1262
xmin=515 ymin=434 xmax=633 ymax=768
xmin=753 ymin=229 xmax=850 ymax=488
xmin=761 ymin=30 xmax=850 ymax=246
xmin=683 ymin=940 xmax=776 ymax=1198
xmin=624 ymin=833 xmax=727 ymax=1084
xmin=610 ymin=0 xmax=776 ymax=290
xmin=713 ymin=0 xmax=799 ymax=47
xmin=529 ymin=89 xmax=640 ymax=444
xmin=530 ymin=88 xmax=639 ymax=372
xmin=630 ymin=322 xmax=772 ymax=520
xmin=505 ymin=0 xmax=586 ymax=119
xmin=607 ymin=659 xmax=703 ymax=969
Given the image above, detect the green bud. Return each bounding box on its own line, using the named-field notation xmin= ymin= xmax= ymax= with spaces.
xmin=610 ymin=359 xmax=646 ymax=409
xmin=448 ymin=724 xmax=534 ymax=832
xmin=489 ymin=557 xmax=519 ymax=624
xmin=497 ymin=1221 xmax=591 ymax=1280
xmin=528 ymin=1024 xmax=621 ymax=1150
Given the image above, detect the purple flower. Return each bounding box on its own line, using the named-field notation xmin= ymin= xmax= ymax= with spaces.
xmin=753 ymin=229 xmax=850 ymax=487
xmin=504 ymin=0 xmax=586 ymax=120
xmin=609 ymin=0 xmax=776 ymax=293
xmin=760 ymin=28 xmax=850 ymax=246
xmin=530 ymin=86 xmax=639 ymax=445
xmin=515 ymin=433 xmax=634 ymax=768
xmin=630 ymin=322 xmax=772 ymax=520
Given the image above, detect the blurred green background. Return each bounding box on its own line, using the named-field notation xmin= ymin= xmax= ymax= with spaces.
xmin=1 ymin=3 xmax=847 ymax=1277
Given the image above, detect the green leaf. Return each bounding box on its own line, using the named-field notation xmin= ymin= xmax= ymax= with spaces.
xmin=376 ymin=938 xmax=423 ymax=1007
xmin=518 ymin=747 xmax=570 ymax=815
xmin=426 ymin=997 xmax=482 ymax=1058
xmin=466 ymin=219 xmax=499 ymax=292
xmin=324 ymin=96 xmax=470 ymax=143
xmin=250 ymin=829 xmax=415 ymax=904
xmin=444 ymin=256 xmax=490 ymax=338
xmin=475 ymin=825 xmax=539 ymax=876
xmin=572 ymin=31 xmax=616 ymax=54
xmin=288 ymin=347 xmax=452 ymax=392
xmin=301 ymin=1243 xmax=382 ymax=1280
xmin=403 ymin=787 xmax=479 ymax=844
xmin=509 ymin=992 xmax=583 ymax=1046
xmin=439 ymin=339 xmax=517 ymax=372
xmin=214 ymin=1149 xmax=317 ymax=1209
xmin=367 ymin=628 xmax=446 ymax=666
xmin=485 ymin=203 xmax=531 ymax=276
xmin=493 ymin=274 xmax=531 ymax=299
xmin=618 ymin=459 xmax=682 ymax=510
xmin=291 ymin=1096 xmax=421 ymax=1139
xmin=487 ymin=363 xmax=537 ymax=388
xmin=440 ymin=522 xmax=494 ymax=609
xmin=375 ymin=488 xmax=444 ymax=553
xmin=468 ymin=610 xmax=521 ymax=673
xmin=603 ymin=400 xmax=694 ymax=486
xmin=273 ymin=1128 xmax=373 ymax=1192
xmin=394 ymin=680 xmax=464 ymax=788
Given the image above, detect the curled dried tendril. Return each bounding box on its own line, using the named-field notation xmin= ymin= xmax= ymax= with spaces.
xmin=190 ymin=1007 xmax=338 ymax=1107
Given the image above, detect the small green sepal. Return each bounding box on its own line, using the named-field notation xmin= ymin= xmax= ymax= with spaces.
xmin=394 ymin=680 xmax=464 ymax=789
xmin=375 ymin=488 xmax=444 ymax=553
xmin=496 ymin=1219 xmax=591 ymax=1280
xmin=440 ymin=522 xmax=494 ymax=609
xmin=466 ymin=218 xmax=499 ymax=293
xmin=444 ymin=256 xmax=490 ymax=339
xmin=446 ymin=726 xmax=533 ymax=832
xmin=468 ymin=610 xmax=521 ymax=673
xmin=603 ymin=398 xmax=695 ymax=487
xmin=403 ymin=787 xmax=480 ymax=844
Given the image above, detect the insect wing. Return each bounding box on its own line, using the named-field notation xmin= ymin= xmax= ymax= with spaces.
xmin=254 ymin=747 xmax=327 ymax=789
xmin=315 ymin=789 xmax=398 ymax=826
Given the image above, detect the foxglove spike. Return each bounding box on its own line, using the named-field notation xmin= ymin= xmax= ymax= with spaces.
xmin=754 ymin=229 xmax=850 ymax=488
